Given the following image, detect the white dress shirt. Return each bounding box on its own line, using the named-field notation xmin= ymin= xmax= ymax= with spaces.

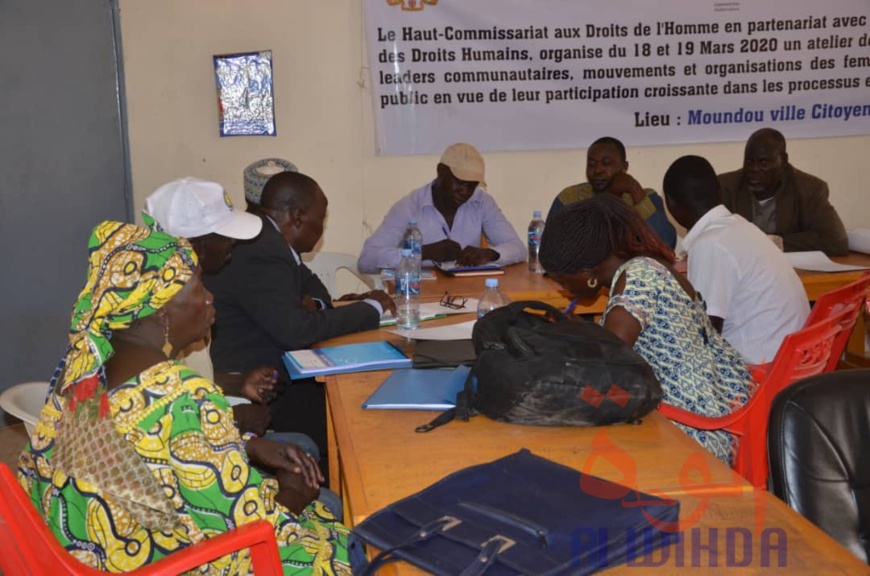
xmin=357 ymin=181 xmax=526 ymax=273
xmin=683 ymin=205 xmax=810 ymax=365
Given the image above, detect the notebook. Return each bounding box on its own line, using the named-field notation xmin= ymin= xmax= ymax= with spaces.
xmin=362 ymin=365 xmax=471 ymax=410
xmin=282 ymin=341 xmax=411 ymax=378
xmin=435 ymin=261 xmax=505 ymax=277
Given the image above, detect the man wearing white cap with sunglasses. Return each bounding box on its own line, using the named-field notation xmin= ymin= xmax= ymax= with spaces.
xmin=357 ymin=142 xmax=525 ymax=273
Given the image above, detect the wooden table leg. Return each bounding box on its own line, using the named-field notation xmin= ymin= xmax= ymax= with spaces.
xmin=325 ymin=387 xmax=340 ymax=493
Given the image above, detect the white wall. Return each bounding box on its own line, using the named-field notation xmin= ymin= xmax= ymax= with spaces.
xmin=120 ymin=0 xmax=869 ymax=257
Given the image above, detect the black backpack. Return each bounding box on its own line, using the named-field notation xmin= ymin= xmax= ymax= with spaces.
xmin=417 ymin=301 xmax=661 ymax=432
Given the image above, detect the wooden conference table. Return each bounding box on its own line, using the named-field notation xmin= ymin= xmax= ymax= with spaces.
xmin=317 ymin=253 xmax=870 ymax=573
xmin=444 ymin=254 xmax=870 ymax=354
xmin=320 ymin=328 xmax=867 ymax=573
xmin=421 ymin=252 xmax=870 ymax=301
xmin=793 ymin=252 xmax=870 ymax=357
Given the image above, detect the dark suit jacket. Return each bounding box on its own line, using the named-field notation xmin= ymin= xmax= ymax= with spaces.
xmin=205 ymin=214 xmax=380 ymax=375
xmin=718 ymin=165 xmax=849 ymax=256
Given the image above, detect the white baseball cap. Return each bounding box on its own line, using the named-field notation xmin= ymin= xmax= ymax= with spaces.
xmin=144 ymin=177 xmax=262 ymax=240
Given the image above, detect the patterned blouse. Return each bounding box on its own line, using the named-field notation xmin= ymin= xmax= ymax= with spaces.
xmin=602 ymin=257 xmax=753 ymax=464
xmin=18 ymin=361 xmax=351 ymax=575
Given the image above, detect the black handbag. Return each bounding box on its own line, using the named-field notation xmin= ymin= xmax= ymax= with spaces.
xmin=417 ymin=301 xmax=661 ymax=432
xmin=468 ymin=301 xmax=661 ymax=426
xmin=351 ymin=449 xmax=680 ymax=575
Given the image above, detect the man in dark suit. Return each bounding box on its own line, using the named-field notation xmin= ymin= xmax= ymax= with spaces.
xmin=206 ymin=171 xmax=394 ymax=452
xmin=718 ymin=128 xmax=848 ymax=256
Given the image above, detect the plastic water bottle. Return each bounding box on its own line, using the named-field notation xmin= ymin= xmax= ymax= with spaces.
xmin=395 ymin=248 xmax=421 ymax=330
xmin=477 ymin=278 xmax=510 ymax=319
xmin=528 ymin=210 xmax=545 ymax=274
xmin=402 ymin=219 xmax=423 ymax=268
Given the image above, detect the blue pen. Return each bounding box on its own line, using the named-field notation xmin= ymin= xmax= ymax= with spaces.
xmin=565 ymin=299 xmax=579 ymax=315
xmin=441 ymin=225 xmax=450 ymax=239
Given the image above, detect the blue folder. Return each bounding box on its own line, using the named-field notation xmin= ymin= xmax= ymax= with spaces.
xmin=282 ymin=341 xmax=411 ymax=379
xmin=362 ymin=365 xmax=471 ymax=410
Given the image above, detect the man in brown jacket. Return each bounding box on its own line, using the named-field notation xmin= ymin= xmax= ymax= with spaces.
xmin=718 ymin=128 xmax=848 ymax=256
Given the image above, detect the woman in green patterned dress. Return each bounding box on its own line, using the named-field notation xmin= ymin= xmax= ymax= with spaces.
xmin=17 ymin=221 xmax=351 ymax=574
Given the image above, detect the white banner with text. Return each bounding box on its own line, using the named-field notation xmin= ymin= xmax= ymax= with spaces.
xmin=363 ymin=0 xmax=870 ymax=155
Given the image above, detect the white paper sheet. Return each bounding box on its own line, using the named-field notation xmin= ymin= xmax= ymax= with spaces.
xmin=384 ymin=319 xmax=477 ymax=341
xmin=847 ymin=229 xmax=870 ymax=255
xmin=786 ymin=251 xmax=870 ymax=273
xmin=420 ymin=299 xmax=478 ymax=317
xmin=379 ymin=299 xmax=478 ymax=326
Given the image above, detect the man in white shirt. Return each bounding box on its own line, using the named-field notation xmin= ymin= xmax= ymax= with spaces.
xmin=357 ymin=142 xmax=525 ymax=273
xmin=663 ymin=155 xmax=810 ymax=365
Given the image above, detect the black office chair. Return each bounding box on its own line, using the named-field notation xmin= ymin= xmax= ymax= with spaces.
xmin=768 ymin=369 xmax=870 ymax=564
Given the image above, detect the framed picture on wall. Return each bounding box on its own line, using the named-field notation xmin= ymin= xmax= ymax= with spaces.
xmin=213 ymin=50 xmax=276 ymax=136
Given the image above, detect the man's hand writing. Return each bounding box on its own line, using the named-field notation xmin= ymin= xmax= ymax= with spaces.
xmin=456 ymin=246 xmax=498 ymax=266
xmin=421 ymin=239 xmax=462 ymax=263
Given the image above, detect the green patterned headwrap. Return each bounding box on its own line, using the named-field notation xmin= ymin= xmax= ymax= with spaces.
xmin=59 ymin=220 xmax=198 ymax=393
xmin=51 ymin=221 xmax=197 ymax=531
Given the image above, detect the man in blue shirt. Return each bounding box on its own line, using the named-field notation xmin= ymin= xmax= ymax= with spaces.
xmin=547 ymin=136 xmax=677 ymax=248
xmin=358 ymin=143 xmax=525 ymax=273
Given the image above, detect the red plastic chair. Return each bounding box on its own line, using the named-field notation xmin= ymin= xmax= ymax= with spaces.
xmin=658 ymin=305 xmax=858 ymax=490
xmin=803 ymin=272 xmax=870 ymax=372
xmin=0 ymin=463 xmax=283 ymax=576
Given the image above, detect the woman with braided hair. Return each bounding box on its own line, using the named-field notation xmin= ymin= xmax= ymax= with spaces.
xmin=17 ymin=221 xmax=352 ymax=574
xmin=540 ymin=194 xmax=753 ymax=464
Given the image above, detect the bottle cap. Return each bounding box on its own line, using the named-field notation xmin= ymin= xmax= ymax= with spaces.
xmin=485 ymin=278 xmax=499 ymax=288
xmin=408 ymin=219 xmax=417 ymax=226
xmin=533 ymin=210 xmax=541 ymax=218
xmin=401 ymin=248 xmax=412 ymax=257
